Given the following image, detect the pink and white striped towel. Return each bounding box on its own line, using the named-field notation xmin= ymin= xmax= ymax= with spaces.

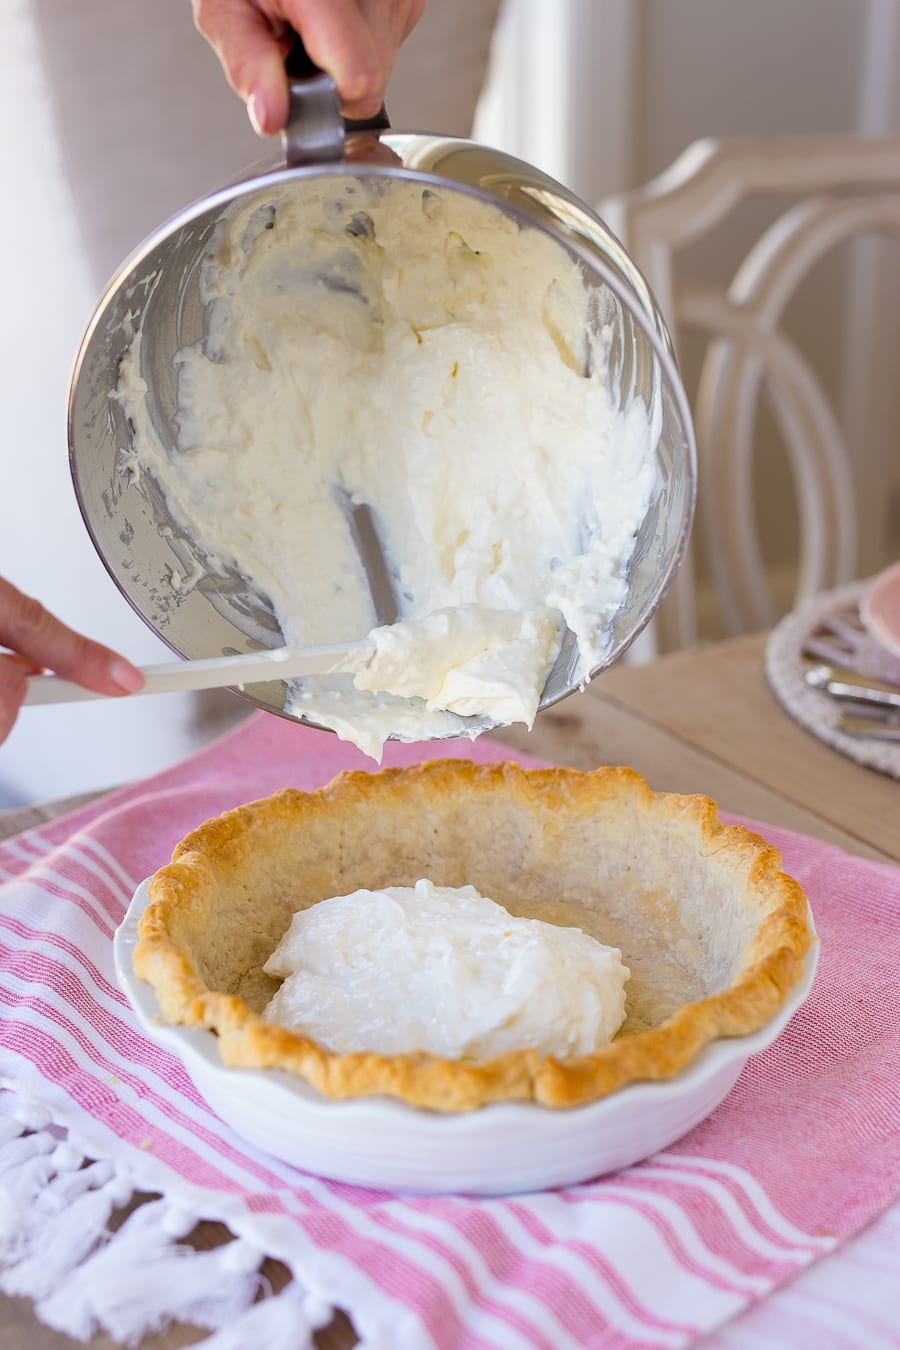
xmin=0 ymin=713 xmax=898 ymax=1349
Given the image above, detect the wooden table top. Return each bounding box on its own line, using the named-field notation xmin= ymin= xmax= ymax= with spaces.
xmin=0 ymin=630 xmax=896 ymax=1349
xmin=497 ymin=631 xmax=898 ymax=865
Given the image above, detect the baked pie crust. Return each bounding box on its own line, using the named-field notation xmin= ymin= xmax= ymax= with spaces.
xmin=133 ymin=759 xmax=812 ymax=1111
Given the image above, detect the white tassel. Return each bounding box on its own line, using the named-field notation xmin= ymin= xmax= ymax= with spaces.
xmin=195 ymin=1280 xmax=334 ymax=1350
xmin=0 ymin=1118 xmax=26 ymax=1148
xmin=0 ymin=1130 xmax=58 ymax=1257
xmin=4 ymin=1100 xmax=53 ymax=1140
xmin=0 ymin=1189 xmax=26 ymax=1259
xmin=1 ymin=1159 xmax=132 ymax=1300
xmin=167 ymin=1234 xmax=264 ymax=1332
xmin=0 ymin=1130 xmax=55 ymax=1179
xmin=0 ymin=1117 xmax=36 ymax=1254
xmin=0 ymin=1096 xmax=331 ymax=1350
xmin=37 ymin=1198 xmax=173 ymax=1343
xmin=39 ymin=1198 xmax=263 ymax=1347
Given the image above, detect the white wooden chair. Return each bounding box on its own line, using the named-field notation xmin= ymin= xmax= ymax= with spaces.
xmin=600 ymin=137 xmax=900 ymax=653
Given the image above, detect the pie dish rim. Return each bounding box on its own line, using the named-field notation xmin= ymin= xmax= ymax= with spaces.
xmin=128 ymin=759 xmax=814 ymax=1113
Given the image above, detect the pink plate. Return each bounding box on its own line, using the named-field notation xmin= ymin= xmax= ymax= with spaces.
xmin=861 ymin=561 xmax=900 ymax=661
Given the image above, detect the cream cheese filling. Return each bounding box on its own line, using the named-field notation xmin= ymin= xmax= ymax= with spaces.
xmin=262 ymin=880 xmax=630 ymax=1060
xmin=117 ymin=177 xmax=658 ymax=758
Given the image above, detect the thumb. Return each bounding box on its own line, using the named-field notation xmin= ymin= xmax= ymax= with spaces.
xmin=193 ymin=0 xmax=289 ymax=136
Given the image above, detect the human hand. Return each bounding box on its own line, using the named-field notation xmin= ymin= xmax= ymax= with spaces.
xmin=0 ymin=578 xmax=144 ymax=745
xmin=192 ymin=0 xmax=425 ymax=135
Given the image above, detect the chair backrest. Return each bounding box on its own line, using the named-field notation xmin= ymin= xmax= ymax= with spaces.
xmin=600 ymin=137 xmax=900 ymax=653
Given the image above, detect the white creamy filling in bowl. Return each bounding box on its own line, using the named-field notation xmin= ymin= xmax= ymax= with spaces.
xmin=116 ymin=177 xmax=659 ymax=757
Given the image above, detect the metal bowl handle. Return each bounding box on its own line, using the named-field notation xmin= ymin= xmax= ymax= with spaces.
xmin=282 ymin=33 xmax=390 ymax=167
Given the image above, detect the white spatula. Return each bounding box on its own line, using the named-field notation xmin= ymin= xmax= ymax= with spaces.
xmin=23 ymin=638 xmax=373 ymax=707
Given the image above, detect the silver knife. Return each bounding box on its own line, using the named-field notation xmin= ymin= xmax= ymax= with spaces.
xmin=838 ymin=713 xmax=900 ymax=741
xmin=804 ymin=664 xmax=900 ymax=710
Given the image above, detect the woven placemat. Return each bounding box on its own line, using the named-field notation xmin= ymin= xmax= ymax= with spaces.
xmin=765 ymin=579 xmax=900 ymax=780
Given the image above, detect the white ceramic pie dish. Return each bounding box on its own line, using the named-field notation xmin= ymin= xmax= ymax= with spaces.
xmin=115 ymin=879 xmax=817 ymax=1196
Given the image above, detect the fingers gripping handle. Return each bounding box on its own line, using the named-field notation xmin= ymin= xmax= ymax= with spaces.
xmin=282 ymin=33 xmax=389 ymax=167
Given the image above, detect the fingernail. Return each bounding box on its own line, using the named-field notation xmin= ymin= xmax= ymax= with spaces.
xmin=111 ymin=659 xmax=145 ymax=694
xmin=247 ymin=89 xmax=267 ymax=137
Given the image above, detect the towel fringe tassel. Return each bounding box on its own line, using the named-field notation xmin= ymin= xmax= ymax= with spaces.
xmin=37 ymin=1196 xmax=263 ymax=1344
xmin=0 ymin=1095 xmax=336 ymax=1348
xmin=196 ymin=1278 xmax=336 ymax=1350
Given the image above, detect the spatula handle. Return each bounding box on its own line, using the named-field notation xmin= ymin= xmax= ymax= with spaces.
xmin=23 ymin=642 xmax=368 ymax=706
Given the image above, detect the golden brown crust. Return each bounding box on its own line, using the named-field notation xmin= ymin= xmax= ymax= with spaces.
xmin=133 ymin=759 xmax=813 ymax=1111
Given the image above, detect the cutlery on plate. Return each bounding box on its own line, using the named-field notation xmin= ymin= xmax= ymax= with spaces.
xmin=837 ymin=712 xmax=900 ymax=741
xmin=803 ymin=663 xmax=900 ymax=710
xmin=23 ymin=639 xmax=374 ymax=707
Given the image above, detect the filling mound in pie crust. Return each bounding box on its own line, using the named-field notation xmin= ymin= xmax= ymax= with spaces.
xmin=262 ymin=879 xmax=629 ymax=1059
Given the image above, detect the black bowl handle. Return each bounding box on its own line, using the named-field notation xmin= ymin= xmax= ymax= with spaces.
xmin=282 ymin=33 xmax=390 ymax=166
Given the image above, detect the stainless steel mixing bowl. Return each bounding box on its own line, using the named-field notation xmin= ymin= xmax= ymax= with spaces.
xmin=68 ymin=75 xmax=696 ymax=736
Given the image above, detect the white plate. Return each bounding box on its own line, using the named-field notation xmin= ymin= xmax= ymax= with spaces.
xmin=860 ymin=560 xmax=900 ymax=661
xmin=115 ymin=880 xmax=818 ymax=1196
